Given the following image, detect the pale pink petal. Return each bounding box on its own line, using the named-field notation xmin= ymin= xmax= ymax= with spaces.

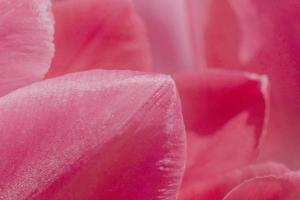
xmin=186 ymin=0 xmax=211 ymax=68
xmin=0 ymin=70 xmax=186 ymax=199
xmin=224 ymin=172 xmax=300 ymax=200
xmin=202 ymin=0 xmax=300 ymax=168
xmin=179 ymin=162 xmax=290 ymax=200
xmin=133 ymin=0 xmax=195 ymax=72
xmin=0 ymin=0 xmax=54 ymax=96
xmin=174 ymin=70 xmax=268 ymax=183
xmin=47 ymin=0 xmax=152 ymax=78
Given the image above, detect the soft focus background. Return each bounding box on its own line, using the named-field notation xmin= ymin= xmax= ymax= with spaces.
xmin=133 ymin=0 xmax=300 ymax=169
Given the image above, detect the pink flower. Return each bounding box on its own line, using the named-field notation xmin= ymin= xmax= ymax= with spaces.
xmin=1 ymin=0 xmax=300 ymax=199
xmin=0 ymin=0 xmax=185 ymax=199
xmin=200 ymin=0 xmax=300 ymax=169
xmin=133 ymin=0 xmax=300 ymax=199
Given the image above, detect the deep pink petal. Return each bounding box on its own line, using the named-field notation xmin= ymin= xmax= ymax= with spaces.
xmin=47 ymin=0 xmax=152 ymax=78
xmin=133 ymin=0 xmax=195 ymax=73
xmin=174 ymin=70 xmax=268 ymax=183
xmin=0 ymin=70 xmax=186 ymax=199
xmin=179 ymin=162 xmax=290 ymax=200
xmin=201 ymin=0 xmax=300 ymax=168
xmin=224 ymin=172 xmax=300 ymax=200
xmin=0 ymin=0 xmax=54 ymax=96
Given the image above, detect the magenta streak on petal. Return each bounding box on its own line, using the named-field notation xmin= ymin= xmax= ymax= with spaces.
xmin=47 ymin=0 xmax=152 ymax=78
xmin=174 ymin=69 xmax=269 ymax=186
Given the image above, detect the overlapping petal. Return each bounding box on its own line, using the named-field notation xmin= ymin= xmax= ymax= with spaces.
xmin=47 ymin=0 xmax=152 ymax=78
xmin=179 ymin=162 xmax=290 ymax=200
xmin=0 ymin=70 xmax=186 ymax=199
xmin=224 ymin=171 xmax=300 ymax=200
xmin=174 ymin=70 xmax=268 ymax=186
xmin=0 ymin=0 xmax=54 ymax=96
xmin=199 ymin=0 xmax=300 ymax=168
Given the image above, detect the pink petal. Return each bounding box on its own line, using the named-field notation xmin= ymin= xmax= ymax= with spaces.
xmin=201 ymin=0 xmax=300 ymax=168
xmin=224 ymin=172 xmax=300 ymax=200
xmin=0 ymin=0 xmax=54 ymax=96
xmin=133 ymin=0 xmax=195 ymax=73
xmin=0 ymin=70 xmax=186 ymax=199
xmin=179 ymin=162 xmax=290 ymax=200
xmin=186 ymin=0 xmax=211 ymax=68
xmin=174 ymin=70 xmax=268 ymax=183
xmin=47 ymin=0 xmax=152 ymax=78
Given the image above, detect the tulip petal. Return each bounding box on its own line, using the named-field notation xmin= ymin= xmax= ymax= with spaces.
xmin=0 ymin=0 xmax=54 ymax=96
xmin=186 ymin=0 xmax=212 ymax=68
xmin=224 ymin=172 xmax=300 ymax=200
xmin=179 ymin=162 xmax=290 ymax=200
xmin=47 ymin=0 xmax=152 ymax=78
xmin=174 ymin=70 xmax=268 ymax=183
xmin=202 ymin=0 xmax=300 ymax=168
xmin=133 ymin=0 xmax=195 ymax=72
xmin=0 ymin=70 xmax=186 ymax=199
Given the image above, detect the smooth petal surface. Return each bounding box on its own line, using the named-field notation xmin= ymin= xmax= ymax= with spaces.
xmin=0 ymin=0 xmax=54 ymax=96
xmin=179 ymin=162 xmax=290 ymax=200
xmin=174 ymin=70 xmax=268 ymax=185
xmin=47 ymin=0 xmax=152 ymax=78
xmin=133 ymin=0 xmax=195 ymax=72
xmin=202 ymin=0 xmax=300 ymax=168
xmin=186 ymin=0 xmax=211 ymax=68
xmin=224 ymin=172 xmax=300 ymax=200
xmin=0 ymin=70 xmax=186 ymax=199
